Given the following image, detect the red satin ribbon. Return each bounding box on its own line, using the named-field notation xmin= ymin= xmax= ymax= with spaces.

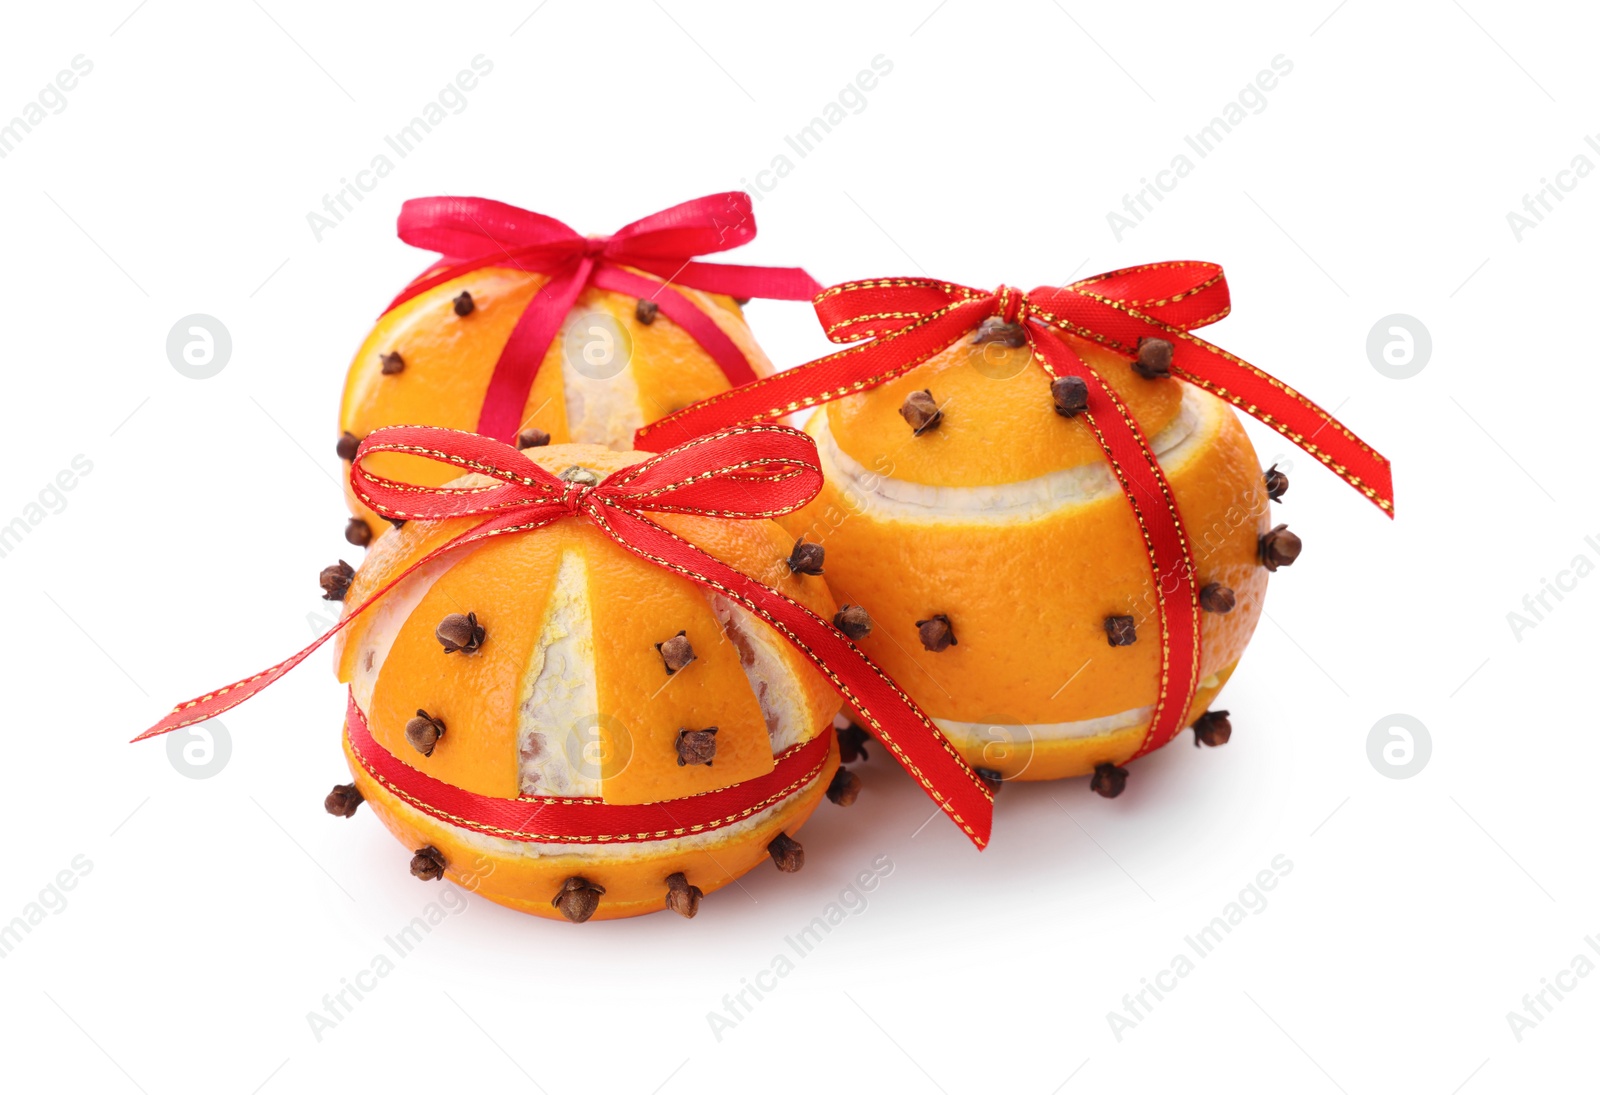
xmin=134 ymin=424 xmax=993 ymax=849
xmin=345 ymin=693 xmax=835 ymax=844
xmin=387 ymin=193 xmax=823 ymax=442
xmin=636 ymin=264 xmax=1394 ymax=759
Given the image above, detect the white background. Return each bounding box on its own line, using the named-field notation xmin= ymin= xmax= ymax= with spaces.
xmin=0 ymin=1 xmax=1594 ymax=1092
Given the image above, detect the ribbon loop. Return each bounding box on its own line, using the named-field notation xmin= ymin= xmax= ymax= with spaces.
xmin=384 ymin=194 xmax=824 ymax=443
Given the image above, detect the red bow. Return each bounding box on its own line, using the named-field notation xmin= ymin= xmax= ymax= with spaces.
xmin=388 ymin=193 xmax=823 ymax=442
xmin=134 ymin=424 xmax=993 ymax=849
xmin=637 ymin=263 xmax=1394 ymax=759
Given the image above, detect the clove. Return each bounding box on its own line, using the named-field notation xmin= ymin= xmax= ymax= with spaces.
xmin=1192 ymin=710 xmax=1232 ymax=748
xmin=1090 ymin=763 xmax=1129 ymax=798
xmin=675 ymin=727 xmax=718 ymax=767
xmin=1259 ymin=524 xmax=1302 ymax=572
xmin=664 ymin=872 xmax=702 ymax=918
xmin=833 ymin=604 xmax=873 ymax=641
xmin=826 ymin=767 xmax=862 ymax=806
xmin=410 ymin=846 xmax=446 ymax=881
xmin=552 ymin=876 xmax=604 ymax=923
xmin=324 ymin=783 xmax=363 ymax=818
xmin=657 ymin=631 xmax=696 ymax=675
xmin=916 ymin=614 xmax=957 ymax=652
xmin=899 ymin=389 xmax=943 ymax=435
xmin=1104 ymin=615 xmax=1138 ymax=647
xmin=319 ymin=560 xmax=355 ymax=601
xmin=435 ymin=612 xmax=485 ymax=654
xmin=405 ymin=710 xmax=446 ymax=757
xmin=1199 ymin=583 xmax=1236 ymax=613
xmin=767 ymin=832 xmax=805 ymax=873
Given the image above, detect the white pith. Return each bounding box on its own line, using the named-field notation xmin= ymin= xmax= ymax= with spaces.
xmin=934 ymin=672 xmax=1222 ymax=746
xmin=559 ymin=310 xmax=646 ymax=449
xmin=347 ymin=558 xmax=453 ymax=714
xmin=815 ymin=386 xmax=1220 ymax=524
xmin=707 ymin=593 xmax=816 ymax=753
xmin=516 ymin=549 xmax=602 ymax=797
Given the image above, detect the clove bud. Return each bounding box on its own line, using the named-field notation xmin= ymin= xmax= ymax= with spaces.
xmin=657 ymin=631 xmax=696 ymax=675
xmin=767 ymin=832 xmax=805 ymax=873
xmin=1104 ymin=615 xmax=1138 ymax=647
xmin=319 ymin=560 xmax=355 ymax=601
xmin=838 ymin=723 xmax=870 ymax=764
xmin=976 ymin=767 xmax=1004 ymax=794
xmin=635 ymin=299 xmax=659 ymax=325
xmin=973 ymin=316 xmax=1027 ymax=348
xmin=664 ymin=872 xmax=702 ymax=919
xmin=1090 ymin=763 xmax=1129 ymax=798
xmin=899 ymin=389 xmax=943 ymax=435
xmin=559 ymin=465 xmax=600 ymax=487
xmin=516 ymin=427 xmax=551 ymax=450
xmin=344 ymin=517 xmax=372 ymax=548
xmin=324 ymin=783 xmax=363 ymax=818
xmin=410 ymin=846 xmax=446 ymax=881
xmin=826 ymin=767 xmax=862 ymax=807
xmin=435 ymin=612 xmax=485 ymax=654
xmin=1192 ymin=709 xmax=1232 ymax=747
xmin=405 ymin=710 xmax=446 ymax=757
xmin=1051 ymin=375 xmax=1089 ymax=417
xmin=676 ymin=727 xmax=718 ymax=767
xmin=552 ymin=876 xmax=605 ymax=923
xmin=1259 ymin=524 xmax=1302 ymax=572
xmin=787 ymin=539 xmax=825 ymax=576
xmin=1133 ymin=337 xmax=1173 ymax=379
xmin=1199 ymin=583 xmax=1236 ymax=613
xmin=452 ymin=291 xmax=475 ymax=317
xmin=916 ymin=614 xmax=957 ymax=652
xmin=336 ymin=431 xmax=361 ymax=461
xmin=380 ymin=351 xmax=405 ymax=375
xmin=833 ymin=604 xmax=873 ymax=641
xmin=1264 ymin=464 xmax=1288 ymax=502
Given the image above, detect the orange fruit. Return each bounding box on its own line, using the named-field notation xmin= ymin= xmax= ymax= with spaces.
xmin=336 ymin=268 xmax=776 ymax=546
xmin=778 ymin=337 xmax=1279 ymax=785
xmin=327 ymin=443 xmax=846 ymax=921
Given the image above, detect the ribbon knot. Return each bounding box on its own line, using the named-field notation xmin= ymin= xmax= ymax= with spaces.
xmin=135 ymin=423 xmax=994 ymax=849
xmin=383 ymin=193 xmax=823 ymax=442
xmin=993 ymin=285 xmax=1026 ymax=325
